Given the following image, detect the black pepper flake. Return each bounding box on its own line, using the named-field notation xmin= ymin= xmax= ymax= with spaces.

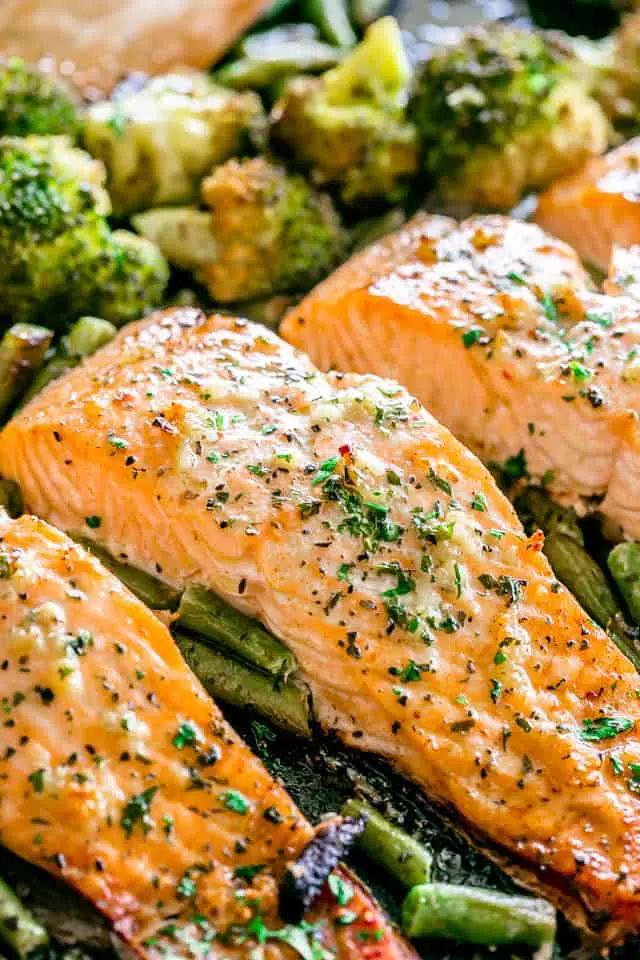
xmin=263 ymin=806 xmax=283 ymax=823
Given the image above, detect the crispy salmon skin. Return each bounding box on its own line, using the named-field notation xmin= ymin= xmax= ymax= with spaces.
xmin=0 ymin=511 xmax=412 ymax=960
xmin=3 ymin=308 xmax=640 ymax=941
xmin=536 ymin=138 xmax=640 ymax=272
xmin=283 ymin=213 xmax=640 ymax=542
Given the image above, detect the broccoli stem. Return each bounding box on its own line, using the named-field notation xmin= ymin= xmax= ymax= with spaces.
xmin=216 ymin=42 xmax=344 ymax=89
xmin=176 ymin=584 xmax=297 ymax=678
xmin=175 ymin=631 xmax=312 ymax=737
xmin=350 ymin=0 xmax=390 ymax=28
xmin=0 ymin=324 xmax=53 ymax=420
xmin=608 ymin=542 xmax=640 ymax=626
xmin=340 ymin=798 xmax=432 ymax=888
xmin=0 ymin=876 xmax=48 ymax=959
xmin=19 ymin=316 xmax=116 ymax=407
xmin=401 ymin=884 xmax=556 ymax=949
xmin=300 ymin=0 xmax=357 ymax=47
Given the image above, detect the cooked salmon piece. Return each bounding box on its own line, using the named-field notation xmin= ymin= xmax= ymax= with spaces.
xmin=3 ymin=308 xmax=640 ymax=941
xmin=282 ymin=213 xmax=640 ymax=542
xmin=0 ymin=510 xmax=413 ymax=960
xmin=536 ymin=139 xmax=640 ymax=272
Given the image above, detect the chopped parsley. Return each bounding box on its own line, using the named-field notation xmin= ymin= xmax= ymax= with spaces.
xmin=85 ymin=515 xmax=101 ymax=529
xmin=312 ymin=455 xmax=340 ymax=486
xmin=462 ymin=328 xmax=483 ymax=348
xmin=328 ymin=873 xmax=354 ymax=906
xmin=121 ymin=786 xmax=158 ymax=836
xmin=220 ymin=789 xmax=250 ymax=814
xmin=173 ymin=722 xmax=199 ymax=749
xmin=471 ymin=492 xmax=487 ymax=512
xmin=579 ymin=717 xmax=634 ymax=742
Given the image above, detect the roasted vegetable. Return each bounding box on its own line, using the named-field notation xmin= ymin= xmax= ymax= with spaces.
xmin=175 ymin=631 xmax=312 ymax=737
xmin=73 ymin=536 xmax=181 ymax=611
xmin=0 ymin=323 xmax=52 ymax=420
xmin=134 ymin=157 xmax=345 ymax=302
xmin=177 ymin=583 xmax=297 ymax=677
xmin=609 ymin=541 xmax=640 ymax=625
xmin=341 ymin=798 xmax=433 ymax=888
xmin=270 ymin=17 xmax=418 ymax=205
xmin=0 ymin=56 xmax=79 ymax=138
xmin=0 ymin=876 xmax=48 ymax=959
xmin=402 ymin=884 xmax=556 ymax=949
xmin=0 ymin=136 xmax=168 ymax=329
xmin=217 ymin=25 xmax=344 ymax=90
xmin=20 ymin=316 xmax=116 ymax=406
xmin=300 ymin=0 xmax=357 ymax=47
xmin=83 ymin=72 xmax=265 ymax=215
xmin=409 ymin=24 xmax=609 ymax=210
xmin=281 ymin=816 xmax=367 ymax=923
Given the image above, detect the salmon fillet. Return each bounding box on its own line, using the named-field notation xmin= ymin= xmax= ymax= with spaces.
xmin=536 ymin=139 xmax=640 ymax=273
xmin=282 ymin=213 xmax=640 ymax=542
xmin=0 ymin=510 xmax=413 ymax=960
xmin=3 ymin=308 xmax=640 ymax=941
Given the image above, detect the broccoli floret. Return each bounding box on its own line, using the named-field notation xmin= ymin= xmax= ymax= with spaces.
xmin=269 ymin=17 xmax=418 ymax=206
xmin=409 ymin=25 xmax=609 ymax=210
xmin=0 ymin=136 xmax=168 ymax=329
xmin=592 ymin=12 xmax=640 ymax=134
xmin=134 ymin=157 xmax=346 ymax=302
xmin=0 ymin=57 xmax=79 ymax=138
xmin=88 ymin=230 xmax=170 ymax=326
xmin=83 ymin=72 xmax=266 ymax=215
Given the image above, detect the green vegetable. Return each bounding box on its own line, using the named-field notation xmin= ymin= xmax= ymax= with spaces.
xmin=402 ymin=883 xmax=556 ymax=949
xmin=350 ymin=208 xmax=406 ymax=253
xmin=580 ymin=716 xmax=634 ymax=741
xmin=73 ymin=538 xmax=181 ymax=611
xmin=408 ymin=24 xmax=608 ymax=210
xmin=217 ymin=41 xmax=343 ymax=90
xmin=176 ymin=584 xmax=296 ymax=677
xmin=83 ymin=72 xmax=265 ymax=214
xmin=0 ymin=135 xmax=168 ymax=329
xmin=350 ymin=0 xmax=391 ymax=28
xmin=300 ymin=0 xmax=358 ymax=47
xmin=0 ymin=324 xmax=52 ymax=420
xmin=0 ymin=875 xmax=48 ymax=958
xmin=270 ymin=17 xmax=418 ymax=206
xmin=0 ymin=56 xmax=79 ymax=138
xmin=341 ymin=798 xmax=432 ymax=887
xmin=135 ymin=157 xmax=345 ymax=303
xmin=515 ymin=486 xmax=584 ymax=545
xmin=543 ymin=530 xmax=620 ymax=627
xmin=20 ymin=316 xmax=116 ymax=406
xmin=608 ymin=542 xmax=640 ymax=625
xmin=175 ymin=632 xmax=312 ymax=737
xmin=0 ymin=477 xmax=23 ymax=517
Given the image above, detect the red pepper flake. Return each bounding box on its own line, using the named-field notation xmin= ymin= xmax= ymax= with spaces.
xmin=339 ymin=444 xmax=352 ymax=460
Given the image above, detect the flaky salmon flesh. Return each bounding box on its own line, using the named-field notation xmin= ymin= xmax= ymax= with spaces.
xmin=4 ymin=308 xmax=640 ymax=942
xmin=0 ymin=511 xmax=414 ymax=960
xmin=283 ymin=213 xmax=640 ymax=542
xmin=536 ymin=138 xmax=640 ymax=273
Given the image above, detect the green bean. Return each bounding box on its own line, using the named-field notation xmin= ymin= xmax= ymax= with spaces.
xmin=73 ymin=538 xmax=181 ymax=611
xmin=350 ymin=0 xmax=390 ymax=28
xmin=216 ymin=42 xmax=344 ymax=89
xmin=19 ymin=317 xmax=116 ymax=407
xmin=253 ymin=0 xmax=299 ymax=30
xmin=176 ymin=585 xmax=297 ymax=678
xmin=175 ymin=632 xmax=312 ymax=737
xmin=350 ymin=209 xmax=407 ymax=253
xmin=401 ymin=884 xmax=556 ymax=949
xmin=608 ymin=542 xmax=640 ymax=626
xmin=300 ymin=0 xmax=358 ymax=46
xmin=515 ymin=486 xmax=584 ymax=545
xmin=340 ymin=798 xmax=432 ymax=887
xmin=0 ymin=876 xmax=48 ymax=959
xmin=608 ymin=613 xmax=640 ymax=674
xmin=0 ymin=324 xmax=53 ymax=420
xmin=0 ymin=477 xmax=23 ymax=518
xmin=543 ymin=530 xmax=620 ymax=628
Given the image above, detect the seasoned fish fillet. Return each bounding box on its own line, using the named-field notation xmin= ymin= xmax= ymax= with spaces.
xmin=282 ymin=214 xmax=640 ymax=542
xmin=3 ymin=308 xmax=640 ymax=941
xmin=536 ymin=139 xmax=640 ymax=272
xmin=0 ymin=511 xmax=412 ymax=960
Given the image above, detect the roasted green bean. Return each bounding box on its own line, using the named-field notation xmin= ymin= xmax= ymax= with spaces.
xmin=0 ymin=324 xmax=53 ymax=420
xmin=300 ymin=0 xmax=357 ymax=46
xmin=402 ymin=883 xmax=556 ymax=949
xmin=176 ymin=584 xmax=297 ymax=677
xmin=73 ymin=538 xmax=181 ymax=611
xmin=608 ymin=542 xmax=640 ymax=626
xmin=341 ymin=798 xmax=432 ymax=887
xmin=175 ymin=631 xmax=312 ymax=737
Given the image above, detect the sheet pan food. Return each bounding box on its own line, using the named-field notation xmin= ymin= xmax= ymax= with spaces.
xmin=4 ymin=2 xmax=640 ymax=960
